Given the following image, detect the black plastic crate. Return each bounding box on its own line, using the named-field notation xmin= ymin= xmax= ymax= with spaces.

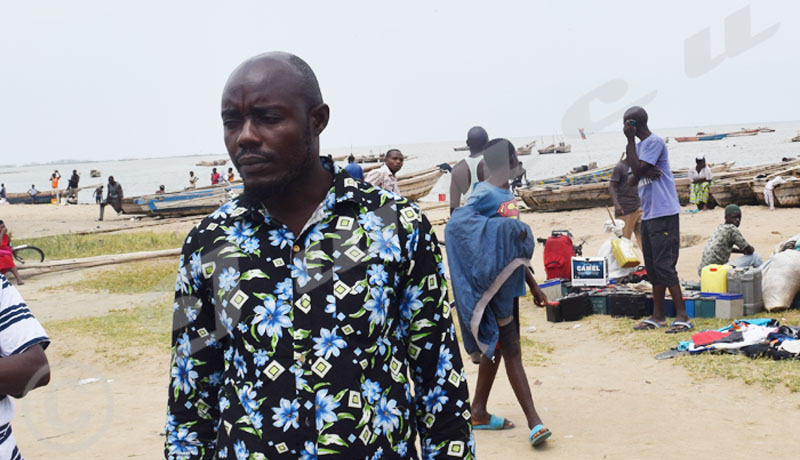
xmin=608 ymin=293 xmax=648 ymax=318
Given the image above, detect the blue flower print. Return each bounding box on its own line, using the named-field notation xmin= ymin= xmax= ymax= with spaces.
xmin=171 ymin=356 xmax=198 ymax=394
xmin=312 ymin=327 xmax=347 ymax=360
xmin=364 ymin=287 xmax=390 ymax=327
xmin=268 ymin=227 xmax=294 ymax=249
xmin=369 ymin=228 xmax=401 ymax=262
xmin=292 ymin=364 xmax=308 ymax=390
xmin=218 ymin=267 xmax=240 ymax=293
xmin=315 ymin=389 xmax=340 ymax=430
xmin=272 ymin=398 xmax=300 ymax=432
xmin=210 ymin=200 xmax=236 ymax=219
xmin=250 ymin=411 xmax=264 ymax=430
xmin=226 ymin=220 xmax=255 ymax=246
xmin=304 ymin=222 xmax=327 ymax=248
xmin=372 ymin=396 xmax=400 ymax=434
xmin=371 ymin=447 xmax=384 ymax=460
xmin=421 ymin=437 xmax=440 ymax=460
xmin=366 ymin=264 xmax=388 ymax=287
xmin=218 ymin=309 xmax=234 ymax=335
xmin=436 ymin=345 xmax=453 ymax=379
xmin=238 ymin=384 xmax=259 ymax=413
xmin=273 ymin=277 xmax=293 ymax=300
xmin=234 ymin=439 xmax=249 ymax=460
xmin=405 ymin=227 xmax=419 ymax=255
xmin=167 ymin=426 xmax=199 ymax=458
xmin=422 ymin=386 xmax=448 ymax=414
xmin=176 ymin=332 xmax=192 ymax=357
xmin=395 ymin=440 xmax=408 ymax=457
xmin=251 ymin=297 xmax=292 ymax=338
xmin=291 ymin=257 xmax=311 ymax=287
xmin=241 ymin=237 xmax=260 ymax=254
xmin=176 ymin=264 xmax=190 ymax=294
xmin=233 ymin=350 xmax=247 ymax=379
xmin=361 ymin=379 xmax=381 ymax=404
xmin=300 ymin=441 xmax=318 ymax=460
xmin=358 ymin=211 xmax=384 ymax=232
xmin=253 ymin=349 xmax=269 ymax=367
xmin=324 ymin=294 xmax=336 ymax=316
xmin=399 ymin=285 xmax=423 ymax=320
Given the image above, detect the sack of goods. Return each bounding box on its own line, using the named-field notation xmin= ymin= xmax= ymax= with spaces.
xmin=762 ymin=249 xmax=800 ymax=312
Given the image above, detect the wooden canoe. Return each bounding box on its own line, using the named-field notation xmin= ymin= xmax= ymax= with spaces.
xmin=398 ymin=169 xmax=445 ymax=201
xmin=709 ymin=180 xmax=756 ymax=207
xmin=774 ymin=178 xmax=800 ymax=207
xmin=516 ymin=140 xmax=536 ymax=156
xmin=725 ymin=129 xmax=759 ymax=137
xmin=121 ymin=184 xmax=244 ymax=217
xmin=675 ymin=136 xmax=699 ymax=142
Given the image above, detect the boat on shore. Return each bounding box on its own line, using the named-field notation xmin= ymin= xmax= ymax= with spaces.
xmin=675 ymin=136 xmax=699 ymax=143
xmin=698 ymin=133 xmax=727 ymax=141
xmin=121 ymin=183 xmax=243 ymax=217
xmin=195 ymin=159 xmax=227 ymax=167
xmin=516 ymin=140 xmax=536 ymax=156
xmin=758 ymin=127 xmax=776 ymax=133
xmin=725 ymin=129 xmax=760 ymax=137
xmin=538 ymin=141 xmax=571 ymax=154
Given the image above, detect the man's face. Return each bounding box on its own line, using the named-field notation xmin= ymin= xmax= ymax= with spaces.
xmin=727 ymin=212 xmax=742 ymax=227
xmin=385 ymin=152 xmax=404 ymax=175
xmin=221 ymin=60 xmax=320 ymax=198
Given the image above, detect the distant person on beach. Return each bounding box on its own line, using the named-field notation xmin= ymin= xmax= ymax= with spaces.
xmin=27 ymin=185 xmax=38 ymax=204
xmin=0 ymin=271 xmax=51 ymax=459
xmin=210 ymin=167 xmax=220 ymax=185
xmin=0 ymin=184 xmax=6 ymax=200
xmin=764 ymin=175 xmax=786 ymax=211
xmin=187 ymin=171 xmax=199 ymax=189
xmin=94 ymin=185 xmax=103 ymax=204
xmin=226 ymin=167 xmax=235 ymax=182
xmin=608 ymin=153 xmax=642 ymax=247
xmin=450 ymin=126 xmax=488 ymax=214
xmin=0 ymin=220 xmax=24 ymax=285
xmin=698 ymin=204 xmax=762 ymax=275
xmin=165 ymin=51 xmax=472 ymax=459
xmin=50 ymin=170 xmax=61 ymax=203
xmin=343 ymin=154 xmax=364 ymax=180
xmin=66 ymin=169 xmax=80 ymax=200
xmin=364 ymin=148 xmax=403 ymax=193
xmin=624 ymin=106 xmax=692 ymax=333
xmin=689 ymin=155 xmax=713 ymax=211
xmin=98 ymin=176 xmax=123 ymax=221
xmin=446 ymin=138 xmax=551 ymax=447
xmin=155 ymin=185 xmax=166 ymax=194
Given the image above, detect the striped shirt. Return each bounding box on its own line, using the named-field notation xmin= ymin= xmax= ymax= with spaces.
xmin=0 ymin=275 xmax=50 ymax=459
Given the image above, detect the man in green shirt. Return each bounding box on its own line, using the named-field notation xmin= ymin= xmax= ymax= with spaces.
xmin=698 ymin=204 xmax=762 ymax=275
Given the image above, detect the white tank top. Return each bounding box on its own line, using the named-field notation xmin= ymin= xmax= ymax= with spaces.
xmin=462 ymin=155 xmax=482 ymax=202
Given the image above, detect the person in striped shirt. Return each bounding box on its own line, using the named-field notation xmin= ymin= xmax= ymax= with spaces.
xmin=0 ymin=274 xmax=51 ymax=459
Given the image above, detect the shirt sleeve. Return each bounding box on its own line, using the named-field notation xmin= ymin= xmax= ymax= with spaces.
xmin=165 ymin=228 xmax=226 ymax=460
xmin=703 ymin=167 xmax=713 ymax=181
xmin=400 ymin=209 xmax=474 ymax=459
xmin=637 ymin=137 xmax=663 ymax=167
xmin=0 ymin=276 xmax=49 ymax=359
xmin=729 ymin=226 xmax=750 ymax=251
xmin=610 ymin=163 xmax=623 ymax=183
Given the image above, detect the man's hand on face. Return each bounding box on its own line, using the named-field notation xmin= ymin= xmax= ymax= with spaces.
xmin=623 ymin=120 xmax=637 ymax=139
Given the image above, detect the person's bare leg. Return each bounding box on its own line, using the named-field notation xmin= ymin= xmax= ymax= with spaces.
xmin=651 ymin=284 xmax=667 ymax=323
xmin=9 ymin=267 xmax=23 ymax=285
xmin=471 ymin=348 xmax=504 ymax=426
xmin=500 ymin=327 xmax=542 ymax=430
xmin=668 ymin=283 xmax=689 ymax=323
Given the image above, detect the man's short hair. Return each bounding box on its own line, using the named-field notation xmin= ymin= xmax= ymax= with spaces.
xmin=386 ymin=149 xmax=402 ymax=158
xmin=347 ymin=154 xmax=356 ymax=163
xmin=482 ymin=138 xmax=514 ymax=172
xmin=287 ymin=54 xmax=323 ymax=111
xmin=466 ymin=126 xmax=489 ymax=150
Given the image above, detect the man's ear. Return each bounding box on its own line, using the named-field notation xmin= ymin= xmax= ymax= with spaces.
xmin=309 ymin=103 xmax=330 ymax=136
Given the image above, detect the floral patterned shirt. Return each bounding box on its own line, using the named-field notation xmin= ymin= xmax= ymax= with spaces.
xmin=165 ymin=164 xmax=474 ymax=460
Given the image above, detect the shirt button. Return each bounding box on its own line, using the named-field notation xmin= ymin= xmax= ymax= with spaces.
xmin=293 ymin=244 xmax=301 ymax=253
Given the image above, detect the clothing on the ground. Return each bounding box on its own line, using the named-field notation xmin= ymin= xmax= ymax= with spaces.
xmin=619 ymin=208 xmax=642 ymax=247
xmin=0 ymin=235 xmax=15 ymax=274
xmin=641 ymin=213 xmax=680 ymax=286
xmin=364 ymin=164 xmax=400 ymax=194
xmin=636 ymin=134 xmax=682 ymax=220
xmin=698 ymin=223 xmax=752 ymax=274
xmin=0 ymin=274 xmax=51 ymax=458
xmin=610 ymin=161 xmax=641 ymax=215
xmin=461 ymin=155 xmax=483 ymax=203
xmin=343 ymin=162 xmax=364 ymax=181
xmin=445 ymin=185 xmax=533 ymax=360
xmin=165 ymin=160 xmax=473 ymax=459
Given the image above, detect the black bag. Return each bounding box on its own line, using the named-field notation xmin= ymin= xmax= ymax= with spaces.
xmin=546 ymin=292 xmax=592 ymax=323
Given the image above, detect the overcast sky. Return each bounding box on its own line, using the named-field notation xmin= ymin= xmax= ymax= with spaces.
xmin=1 ymin=0 xmax=796 ymax=163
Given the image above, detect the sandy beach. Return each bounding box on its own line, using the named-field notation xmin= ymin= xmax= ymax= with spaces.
xmin=4 ymin=201 xmax=800 ymax=459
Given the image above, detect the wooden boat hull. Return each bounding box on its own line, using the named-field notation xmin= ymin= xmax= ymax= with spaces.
xmin=774 ymin=179 xmax=800 ymax=207
xmin=725 ymin=129 xmax=759 ymax=137
xmin=751 ymin=181 xmax=768 ymax=206
xmin=698 ymin=134 xmax=727 ymax=141
xmin=5 ymin=190 xmax=57 ymax=204
xmin=675 ymin=136 xmax=699 ymax=142
xmin=122 ymin=184 xmax=244 ymax=217
xmin=709 ymin=180 xmax=756 ymax=207
xmin=398 ymin=168 xmax=446 ymax=201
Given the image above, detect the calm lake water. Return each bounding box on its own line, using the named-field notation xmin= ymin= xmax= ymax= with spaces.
xmin=1 ymin=120 xmax=798 ymax=204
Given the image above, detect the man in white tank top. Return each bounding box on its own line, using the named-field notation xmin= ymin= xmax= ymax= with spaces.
xmin=449 ymin=126 xmax=488 ymax=214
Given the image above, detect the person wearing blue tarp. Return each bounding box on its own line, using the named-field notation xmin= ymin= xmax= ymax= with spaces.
xmin=445 ymin=138 xmax=551 ymax=447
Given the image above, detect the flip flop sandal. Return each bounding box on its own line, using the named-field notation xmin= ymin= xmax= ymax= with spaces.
xmin=633 ymin=319 xmax=665 ymax=330
xmin=472 ymin=414 xmax=515 ymax=430
xmin=529 ymin=424 xmax=551 ymax=446
xmin=665 ymin=321 xmax=695 ymax=334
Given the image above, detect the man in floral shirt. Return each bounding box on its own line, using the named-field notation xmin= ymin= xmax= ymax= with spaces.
xmin=165 ymin=52 xmax=473 ymax=460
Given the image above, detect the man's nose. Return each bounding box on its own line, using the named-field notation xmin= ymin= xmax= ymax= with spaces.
xmin=238 ymin=119 xmax=259 ymax=146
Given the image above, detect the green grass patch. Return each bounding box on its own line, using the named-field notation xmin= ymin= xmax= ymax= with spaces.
xmin=593 ymin=310 xmax=800 ymax=392
xmin=520 ymin=335 xmax=554 ymax=366
xmin=16 ymin=231 xmax=185 ymax=260
xmin=45 ymin=259 xmax=177 ymax=295
xmin=44 ymin=297 xmax=173 ymax=363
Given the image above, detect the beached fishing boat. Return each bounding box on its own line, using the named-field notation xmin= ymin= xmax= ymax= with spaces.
xmin=774 ymin=178 xmax=800 ymax=207
xmin=516 ymin=140 xmax=536 ymax=156
xmin=725 ymin=129 xmax=759 ymax=137
xmin=698 ymin=133 xmax=727 ymax=141
xmin=90 ymin=169 xmax=101 ymax=177
xmin=121 ymin=184 xmax=243 ymax=217
xmin=538 ymin=141 xmax=571 ymax=154
xmin=709 ymin=180 xmax=756 ymax=207
xmin=196 ymin=159 xmax=227 ymax=167
xmin=675 ymin=136 xmax=699 ymax=143
xmin=4 ymin=190 xmax=58 ymax=205
xmin=758 ymin=127 xmax=776 ymax=133
xmin=396 ymin=164 xmax=453 ymax=201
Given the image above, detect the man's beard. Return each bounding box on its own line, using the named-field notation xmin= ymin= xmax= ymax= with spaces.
xmin=241 ymin=131 xmax=316 ymax=204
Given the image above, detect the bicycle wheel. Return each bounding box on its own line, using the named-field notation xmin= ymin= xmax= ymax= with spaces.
xmin=13 ymin=245 xmax=45 ymax=264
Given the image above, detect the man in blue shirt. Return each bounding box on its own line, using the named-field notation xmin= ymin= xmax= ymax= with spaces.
xmin=623 ymin=106 xmax=693 ymax=333
xmin=343 ymin=154 xmax=364 ymax=180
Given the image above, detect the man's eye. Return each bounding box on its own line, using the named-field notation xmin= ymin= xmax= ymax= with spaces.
xmin=223 ymin=119 xmax=241 ymax=129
